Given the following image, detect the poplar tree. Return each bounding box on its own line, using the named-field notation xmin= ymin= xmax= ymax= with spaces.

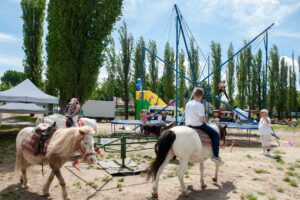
xmin=278 ymin=57 xmax=288 ymax=119
xmin=287 ymin=53 xmax=298 ymax=117
xmin=118 ymin=21 xmax=134 ymax=119
xmin=105 ymin=38 xmax=117 ymax=101
xmin=148 ymin=40 xmax=158 ymax=93
xmin=46 ymin=0 xmax=122 ymax=112
xmin=210 ymin=41 xmax=222 ymax=108
xmin=255 ymin=49 xmax=263 ymax=110
xmin=163 ymin=42 xmax=175 ymax=103
xmin=188 ymin=38 xmax=200 ymax=86
xmin=178 ymin=49 xmax=187 ymax=108
xmin=226 ymin=43 xmax=235 ymax=105
xmin=268 ymin=45 xmax=280 ymax=115
xmin=133 ymin=36 xmax=146 ymax=88
xmin=21 ymin=0 xmax=46 ymax=88
xmin=237 ymin=42 xmax=247 ymax=109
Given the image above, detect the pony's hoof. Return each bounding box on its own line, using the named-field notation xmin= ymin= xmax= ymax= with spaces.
xmin=212 ymin=177 xmax=217 ymax=183
xmin=64 ymin=196 xmax=71 ymax=200
xmin=22 ymin=183 xmax=29 ymax=189
xmin=183 ymin=190 xmax=191 ymax=197
xmin=152 ymin=192 xmax=158 ymax=198
xmin=201 ymin=184 xmax=207 ymax=189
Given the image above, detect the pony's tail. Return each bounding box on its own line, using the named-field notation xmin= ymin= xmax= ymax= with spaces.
xmin=146 ymin=129 xmax=176 ymax=181
xmin=15 ymin=149 xmax=22 ymax=172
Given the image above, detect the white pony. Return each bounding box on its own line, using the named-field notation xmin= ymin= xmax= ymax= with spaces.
xmin=16 ymin=124 xmax=97 ymax=200
xmin=146 ymin=125 xmax=227 ymax=198
xmin=36 ymin=114 xmax=98 ymax=134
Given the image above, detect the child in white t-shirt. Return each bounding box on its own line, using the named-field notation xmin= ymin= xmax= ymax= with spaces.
xmin=259 ymin=109 xmax=272 ymax=156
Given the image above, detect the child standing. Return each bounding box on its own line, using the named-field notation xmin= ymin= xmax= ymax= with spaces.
xmin=259 ymin=109 xmax=272 ymax=156
xmin=140 ymin=109 xmax=148 ymax=124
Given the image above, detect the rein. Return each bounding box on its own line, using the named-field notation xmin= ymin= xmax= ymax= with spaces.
xmin=72 ymin=136 xmax=103 ymax=170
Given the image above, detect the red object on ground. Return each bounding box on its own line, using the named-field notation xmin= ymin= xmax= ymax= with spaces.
xmin=230 ymin=140 xmax=236 ymax=152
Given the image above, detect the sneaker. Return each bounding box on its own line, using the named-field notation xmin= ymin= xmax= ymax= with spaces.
xmin=260 ymin=151 xmax=266 ymax=155
xmin=211 ymin=156 xmax=224 ymax=165
xmin=265 ymin=151 xmax=270 ymax=156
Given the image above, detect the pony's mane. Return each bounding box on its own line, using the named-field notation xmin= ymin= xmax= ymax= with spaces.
xmin=46 ymin=127 xmax=80 ymax=160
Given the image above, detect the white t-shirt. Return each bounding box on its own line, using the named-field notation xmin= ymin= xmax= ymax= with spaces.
xmin=259 ymin=117 xmax=271 ymax=135
xmin=185 ymin=100 xmax=205 ymax=126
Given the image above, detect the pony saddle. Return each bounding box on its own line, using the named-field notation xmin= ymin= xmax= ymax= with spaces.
xmin=188 ymin=127 xmax=212 ymax=147
xmin=66 ymin=117 xmax=84 ymax=128
xmin=21 ymin=122 xmax=57 ymax=156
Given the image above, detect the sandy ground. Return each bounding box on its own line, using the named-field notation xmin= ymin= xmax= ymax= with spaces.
xmin=0 ymin=114 xmax=300 ymax=200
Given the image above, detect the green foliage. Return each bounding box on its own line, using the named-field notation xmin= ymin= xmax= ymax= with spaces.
xmin=277 ymin=57 xmax=288 ymax=118
xmin=118 ymin=21 xmax=134 ymax=119
xmin=240 ymin=193 xmax=257 ymax=200
xmin=178 ymin=49 xmax=187 ymax=108
xmin=0 ymin=81 xmax=12 ymax=91
xmin=162 ymin=42 xmax=175 ymax=102
xmin=21 ymin=0 xmax=46 ymax=88
xmin=268 ymin=45 xmax=280 ymax=115
xmin=188 ymin=38 xmax=200 ymax=86
xmin=227 ymin=43 xmax=235 ymax=105
xmin=46 ymin=0 xmax=122 ymax=111
xmin=0 ymin=70 xmax=26 ymax=88
xmin=254 ymin=169 xmax=269 ymax=174
xmin=237 ymin=40 xmax=251 ymax=108
xmin=210 ymin=41 xmax=221 ymax=108
xmin=148 ymin=40 xmax=159 ymax=94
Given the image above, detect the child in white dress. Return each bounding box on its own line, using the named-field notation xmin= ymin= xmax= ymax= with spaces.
xmin=259 ymin=109 xmax=272 ymax=156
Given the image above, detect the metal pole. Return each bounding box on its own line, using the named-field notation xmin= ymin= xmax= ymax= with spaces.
xmin=199 ymin=23 xmax=274 ymax=86
xmin=175 ymin=15 xmax=179 ymax=124
xmin=121 ymin=137 xmax=126 ymax=167
xmin=141 ymin=47 xmax=144 ymax=110
xmin=207 ymin=55 xmax=210 ymax=122
xmin=174 ymin=4 xmax=197 ymax=84
xmin=264 ymin=32 xmax=268 ymax=109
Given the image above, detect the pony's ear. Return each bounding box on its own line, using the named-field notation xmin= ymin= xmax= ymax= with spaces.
xmin=223 ymin=124 xmax=227 ymax=129
xmin=79 ymin=126 xmax=95 ymax=136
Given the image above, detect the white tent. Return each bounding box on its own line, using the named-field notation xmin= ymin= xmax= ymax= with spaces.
xmin=0 ymin=79 xmax=58 ymax=104
xmin=0 ymin=103 xmax=48 ymax=114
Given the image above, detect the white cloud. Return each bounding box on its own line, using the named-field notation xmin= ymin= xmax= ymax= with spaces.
xmin=273 ymin=31 xmax=300 ymax=38
xmin=0 ymin=32 xmax=21 ymax=43
xmin=182 ymin=0 xmax=300 ymax=37
xmin=0 ymin=55 xmax=23 ymax=68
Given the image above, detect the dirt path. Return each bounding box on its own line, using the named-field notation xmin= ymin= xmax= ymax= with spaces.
xmin=0 ymin=114 xmax=300 ymax=200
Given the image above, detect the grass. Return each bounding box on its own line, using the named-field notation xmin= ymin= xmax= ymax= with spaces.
xmin=283 ymin=177 xmax=291 ymax=182
xmin=293 ymin=164 xmax=300 ymax=168
xmin=185 ymin=174 xmax=190 ymax=178
xmin=143 ymin=155 xmax=153 ymax=162
xmin=0 ymin=125 xmax=19 ymax=131
xmin=289 ymin=180 xmax=298 ymax=187
xmin=277 ymin=188 xmax=284 ymax=193
xmin=0 ymin=193 xmax=21 ymax=200
xmin=12 ymin=114 xmax=37 ymax=123
xmin=272 ymin=125 xmax=300 ymax=132
xmin=286 ymin=171 xmax=297 ymax=176
xmin=268 ymin=197 xmax=277 ymax=200
xmin=252 ymin=177 xmax=261 ymax=181
xmin=105 ymin=154 xmax=115 ymax=159
xmin=246 ymin=154 xmax=252 ymax=159
xmin=117 ymin=183 xmax=123 ymax=191
xmin=102 ymin=175 xmax=110 ymax=182
xmin=86 ymin=181 xmax=98 ymax=189
xmin=273 ymin=150 xmax=286 ymax=155
xmin=254 ymin=169 xmax=269 ymax=174
xmin=296 ymin=159 xmax=300 ymax=163
xmin=118 ymin=178 xmax=124 ymax=182
xmin=274 ymin=155 xmax=285 ymax=164
xmin=86 ymin=165 xmax=93 ymax=169
xmin=287 ymin=166 xmax=295 ymax=171
xmin=73 ymin=182 xmax=82 ymax=189
xmin=277 ymin=167 xmax=284 ymax=171
xmin=257 ymin=191 xmax=265 ymax=195
xmin=166 ymin=172 xmax=175 ymax=178
xmin=240 ymin=193 xmax=257 ymax=200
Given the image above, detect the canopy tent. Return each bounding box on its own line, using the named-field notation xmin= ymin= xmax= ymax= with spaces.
xmin=0 ymin=103 xmax=48 ymax=114
xmin=0 ymin=79 xmax=58 ymax=104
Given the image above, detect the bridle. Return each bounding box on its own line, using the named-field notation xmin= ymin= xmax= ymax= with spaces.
xmin=76 ymin=135 xmax=96 ymax=162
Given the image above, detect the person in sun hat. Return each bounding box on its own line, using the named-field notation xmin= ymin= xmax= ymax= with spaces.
xmin=259 ymin=109 xmax=272 ymax=156
xmin=66 ymin=98 xmax=81 ymax=127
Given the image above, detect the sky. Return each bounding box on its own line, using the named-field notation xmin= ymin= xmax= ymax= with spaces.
xmin=0 ymin=0 xmax=299 ymax=89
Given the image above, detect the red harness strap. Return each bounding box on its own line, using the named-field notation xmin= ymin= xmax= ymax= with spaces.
xmin=72 ymin=136 xmax=102 ymax=170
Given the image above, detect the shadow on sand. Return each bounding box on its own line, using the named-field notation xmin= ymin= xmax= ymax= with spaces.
xmin=0 ymin=184 xmax=50 ymax=200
